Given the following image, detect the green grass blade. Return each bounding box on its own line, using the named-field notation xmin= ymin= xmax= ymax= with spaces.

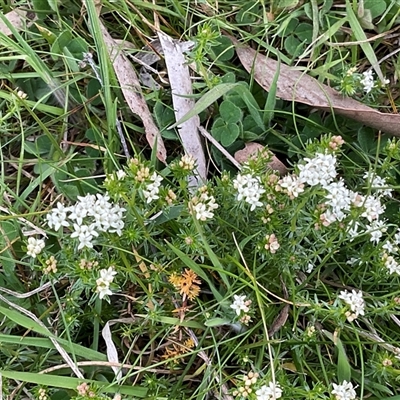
xmin=264 ymin=56 xmax=280 ymax=126
xmin=345 ymin=0 xmax=384 ymax=82
xmin=0 ymin=334 xmax=107 ymax=361
xmin=169 ymin=83 xmax=241 ymax=129
xmin=0 ymin=305 xmax=53 ymax=337
xmin=0 ymin=370 xmax=148 ymax=397
xmin=323 ymin=329 xmax=352 ymax=382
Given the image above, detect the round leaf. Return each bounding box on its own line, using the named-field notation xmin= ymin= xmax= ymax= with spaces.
xmin=284 ymin=35 xmax=303 ymax=57
xmin=211 ymin=36 xmax=235 ymax=62
xmin=295 ymin=23 xmax=313 ymax=43
xmin=221 ymin=123 xmax=240 ymax=147
xmin=219 ymin=100 xmax=243 ymax=124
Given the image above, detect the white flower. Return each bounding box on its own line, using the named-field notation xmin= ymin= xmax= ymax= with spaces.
xmin=331 ymin=380 xmax=357 ymax=400
xmin=384 ymin=255 xmax=400 ymax=275
xmin=193 ymin=202 xmax=214 ymax=221
xmin=96 ymin=280 xmax=113 ymax=299
xmin=339 ymin=290 xmax=365 ymax=322
xmin=364 ymin=172 xmax=392 ymax=197
xmin=46 ymin=202 xmax=70 ymax=230
xmin=230 ymin=294 xmax=250 ymax=316
xmin=361 ymin=195 xmax=385 ymax=222
xmin=306 ymin=263 xmax=314 ymax=273
xmin=143 ymin=172 xmax=163 ymax=203
xmin=320 ymin=209 xmax=337 ymax=226
xmin=100 ymin=267 xmax=117 ymax=284
xmin=346 ymin=221 xmax=360 ymax=241
xmin=383 ymin=241 xmax=397 ymax=254
xmin=346 ymin=257 xmax=360 ymax=266
xmin=116 ymin=170 xmax=127 ymax=180
xmin=233 ymin=173 xmax=265 ymax=211
xmin=324 ymin=179 xmax=351 ymax=221
xmin=279 ymin=174 xmax=304 ymax=198
xmin=26 ymin=237 xmax=45 ymax=258
xmin=350 ymin=191 xmax=364 ymax=207
xmin=298 ymin=152 xmax=337 ymax=187
xmin=360 ymin=70 xmax=374 ymax=93
xmin=71 ymin=223 xmax=99 ymax=250
xmin=68 ymin=202 xmax=90 ymax=225
xmin=93 ymin=203 xmax=126 ymax=235
xmin=394 ymin=229 xmax=400 ymax=245
xmin=190 ymin=193 xmax=218 ymax=221
xmin=366 ymin=220 xmax=387 ymax=244
xmin=96 ymin=267 xmax=117 ymax=300
xmin=255 ymin=382 xmax=282 ymax=400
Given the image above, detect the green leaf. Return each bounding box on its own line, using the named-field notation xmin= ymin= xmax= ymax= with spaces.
xmin=345 ymin=0 xmax=384 ymax=82
xmin=235 ymin=2 xmax=261 ymax=24
xmin=204 ymin=317 xmax=232 ymax=327
xmin=149 ymin=205 xmax=184 ymax=225
xmin=24 ymin=134 xmax=53 ymax=156
xmin=35 ymin=23 xmax=57 ymax=44
xmin=219 ymin=100 xmax=243 ymax=124
xmin=211 ymin=117 xmax=227 ymax=142
xmin=264 ymin=56 xmax=280 ymax=126
xmin=364 ymin=0 xmax=386 ymax=18
xmin=323 ymin=330 xmax=351 ymax=382
xmin=221 ymin=123 xmax=240 ymax=147
xmin=47 ymin=0 xmax=59 ymax=12
xmin=277 ymin=0 xmax=299 ymax=9
xmin=221 ymin=72 xmax=236 ymax=84
xmin=169 ymin=83 xmax=241 ymax=129
xmin=234 ymin=84 xmax=265 ymax=130
xmin=359 ymin=9 xmax=375 ymax=30
xmin=67 ymin=37 xmax=89 ymax=58
xmin=211 ymin=36 xmax=235 ymax=62
xmin=0 ymin=334 xmax=107 ymax=361
xmin=0 ymin=371 xmax=148 ymax=397
xmin=295 ymin=23 xmax=313 ymax=43
xmin=357 ymin=127 xmax=376 ymax=152
xmin=276 ymin=17 xmax=299 ymax=37
xmin=0 ymin=305 xmax=53 ymax=337
xmin=284 ymin=35 xmax=303 ymax=57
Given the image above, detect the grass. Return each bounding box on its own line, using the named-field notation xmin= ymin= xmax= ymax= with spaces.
xmin=1 ymin=1 xmax=400 ymax=399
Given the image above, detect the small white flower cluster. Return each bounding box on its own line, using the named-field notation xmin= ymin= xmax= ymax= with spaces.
xmin=38 ymin=388 xmax=48 ymax=400
xmin=264 ymin=234 xmax=280 ymax=254
xmin=179 ymin=154 xmax=196 ymax=171
xmin=324 ymin=179 xmax=352 ymax=221
xmin=382 ymin=230 xmax=400 ymax=275
xmin=360 ymin=70 xmax=374 ymax=93
xmin=96 ymin=266 xmax=117 ymax=299
xmin=230 ymin=294 xmax=251 ymax=316
xmin=190 ymin=189 xmax=218 ymax=221
xmin=232 ymin=371 xmax=259 ymax=398
xmin=143 ymin=172 xmax=163 ymax=203
xmin=233 ymin=173 xmax=266 ymax=211
xmin=360 ymin=195 xmax=385 ymax=222
xmin=383 ymin=254 xmax=400 ymax=275
xmin=46 ymin=194 xmax=126 ymax=250
xmin=277 ymin=174 xmax=304 ymax=199
xmin=105 ymin=169 xmax=127 ymax=183
xmin=26 ymin=237 xmax=46 ymax=258
xmin=331 ymin=380 xmax=357 ymax=400
xmin=256 ymin=381 xmax=283 ymax=400
xmin=338 ymin=289 xmax=365 ymax=322
xmin=366 ymin=219 xmax=387 ymax=244
xmin=312 ymin=167 xmax=388 ymax=243
xmin=298 ymin=152 xmax=337 ymax=187
xmin=364 ymin=171 xmax=393 ymax=197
